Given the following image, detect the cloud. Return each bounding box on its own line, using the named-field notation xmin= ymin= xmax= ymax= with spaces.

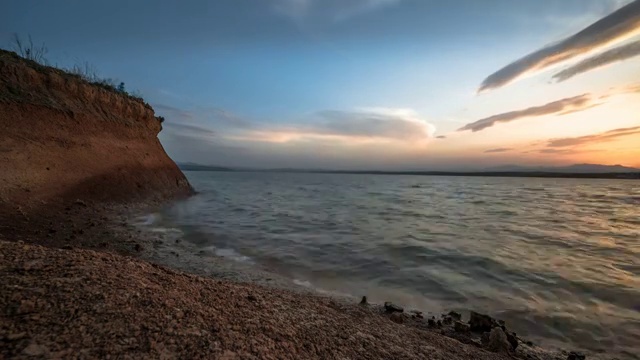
xmin=458 ymin=94 xmax=597 ymax=132
xmin=312 ymin=108 xmax=435 ymax=140
xmin=546 ymin=126 xmax=640 ymax=147
xmin=538 ymin=148 xmax=579 ymax=154
xmin=154 ymin=103 xmax=253 ymax=129
xmin=271 ymin=0 xmax=400 ymax=22
xmin=484 ymin=148 xmax=513 ymax=153
xmin=479 ymin=0 xmax=640 ymax=91
xmin=229 ymin=108 xmax=435 ymax=144
xmin=553 ymin=40 xmax=640 ymax=82
xmin=436 ymin=135 xmax=447 ymax=139
xmin=163 ymin=122 xmax=216 ymax=137
xmin=626 ymin=83 xmax=640 ymax=93
xmin=154 ymin=103 xmax=194 ymax=121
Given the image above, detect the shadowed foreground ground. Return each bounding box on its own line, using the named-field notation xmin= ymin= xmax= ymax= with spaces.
xmin=0 ymin=240 xmax=510 ymax=360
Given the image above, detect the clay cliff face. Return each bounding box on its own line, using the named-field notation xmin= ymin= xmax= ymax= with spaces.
xmin=0 ymin=50 xmax=192 ymax=211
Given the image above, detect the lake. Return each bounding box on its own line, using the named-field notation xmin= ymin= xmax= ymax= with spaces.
xmin=155 ymin=171 xmax=640 ymax=359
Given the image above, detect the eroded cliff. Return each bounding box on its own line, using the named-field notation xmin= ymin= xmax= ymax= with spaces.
xmin=0 ymin=50 xmax=192 ymax=212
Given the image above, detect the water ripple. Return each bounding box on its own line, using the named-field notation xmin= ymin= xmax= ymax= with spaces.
xmin=163 ymin=172 xmax=640 ymax=359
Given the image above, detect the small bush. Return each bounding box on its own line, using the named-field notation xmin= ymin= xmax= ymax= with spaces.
xmin=92 ymin=78 xmax=117 ymax=92
xmin=7 ymin=34 xmax=150 ymax=106
xmin=69 ymin=61 xmax=100 ymax=82
xmin=156 ymin=116 xmax=165 ymax=123
xmin=11 ymin=33 xmax=48 ymax=65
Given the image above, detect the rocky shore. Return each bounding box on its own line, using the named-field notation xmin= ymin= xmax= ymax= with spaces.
xmin=0 ymin=199 xmax=594 ymax=360
xmin=0 ymin=236 xmax=561 ymax=360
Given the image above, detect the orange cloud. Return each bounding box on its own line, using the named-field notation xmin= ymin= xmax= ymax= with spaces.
xmin=484 ymin=148 xmax=513 ymax=153
xmin=458 ymin=94 xmax=598 ymax=132
xmin=546 ymin=126 xmax=640 ymax=147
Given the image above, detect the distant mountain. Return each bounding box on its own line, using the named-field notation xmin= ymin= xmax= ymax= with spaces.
xmin=488 ymin=164 xmax=639 ymax=174
xmin=176 ymin=162 xmax=639 ymax=179
xmin=177 ymin=162 xmax=234 ymax=172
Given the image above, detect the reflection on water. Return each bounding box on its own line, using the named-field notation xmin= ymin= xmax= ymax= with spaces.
xmin=161 ymin=172 xmax=640 ymax=358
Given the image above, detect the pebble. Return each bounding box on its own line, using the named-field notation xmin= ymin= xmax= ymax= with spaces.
xmin=23 ymin=343 xmax=47 ymax=356
xmin=454 ymin=321 xmax=470 ymax=333
xmin=384 ymin=302 xmax=403 ymax=313
xmin=390 ymin=313 xmax=404 ymax=324
xmin=567 ymin=352 xmax=586 ymax=360
xmin=447 ymin=311 xmax=462 ymax=321
xmin=6 ymin=332 xmax=27 ymax=341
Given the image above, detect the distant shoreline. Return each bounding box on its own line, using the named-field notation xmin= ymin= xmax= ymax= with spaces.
xmin=180 ymin=167 xmax=640 ymax=180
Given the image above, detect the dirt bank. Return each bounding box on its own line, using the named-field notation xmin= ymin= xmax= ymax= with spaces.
xmin=0 ymin=49 xmax=191 ymax=217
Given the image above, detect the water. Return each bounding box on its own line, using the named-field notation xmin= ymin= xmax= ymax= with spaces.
xmin=156 ymin=171 xmax=640 ymax=358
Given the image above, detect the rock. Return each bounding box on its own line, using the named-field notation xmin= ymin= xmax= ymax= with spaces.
xmin=384 ymin=302 xmax=403 ymax=313
xmin=567 ymin=352 xmax=586 ymax=360
xmin=506 ymin=331 xmax=518 ymax=350
xmin=469 ymin=311 xmax=497 ymax=332
xmin=525 ymin=341 xmax=534 ymax=347
xmin=447 ymin=311 xmax=462 ymax=321
xmin=487 ymin=327 xmax=510 ymax=353
xmin=6 ymin=332 xmax=27 ymax=341
xmin=134 ymin=244 xmax=143 ymax=252
xmin=390 ymin=312 xmax=404 ymax=324
xmin=359 ymin=296 xmax=368 ymax=306
xmin=454 ymin=321 xmax=470 ymax=333
xmin=409 ymin=310 xmax=423 ymax=319
xmin=23 ymin=343 xmax=47 ymax=356
xmin=481 ymin=332 xmax=490 ymax=345
xmin=74 ymin=199 xmax=87 ymax=207
xmin=247 ymin=295 xmax=257 ymax=302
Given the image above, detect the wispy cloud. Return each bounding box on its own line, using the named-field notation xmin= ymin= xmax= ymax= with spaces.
xmin=154 ymin=103 xmax=253 ymax=129
xmin=484 ymin=148 xmax=513 ymax=153
xmin=546 ymin=126 xmax=640 ymax=147
xmin=271 ymin=0 xmax=400 ymax=22
xmin=458 ymin=94 xmax=597 ymax=132
xmin=230 ymin=108 xmax=435 ymax=144
xmin=313 ymin=108 xmax=435 ymax=140
xmin=553 ymin=40 xmax=640 ymax=82
xmin=163 ymin=122 xmax=216 ymax=137
xmin=479 ymin=0 xmax=640 ymax=91
xmin=154 ymin=103 xmax=194 ymax=121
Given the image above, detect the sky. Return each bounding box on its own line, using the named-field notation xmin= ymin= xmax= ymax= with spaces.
xmin=2 ymin=0 xmax=640 ymax=170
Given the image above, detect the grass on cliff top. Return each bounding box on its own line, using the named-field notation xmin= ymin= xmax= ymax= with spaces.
xmin=2 ymin=35 xmax=161 ymax=121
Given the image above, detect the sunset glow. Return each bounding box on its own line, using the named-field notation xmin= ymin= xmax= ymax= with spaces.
xmin=6 ymin=0 xmax=638 ymax=170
